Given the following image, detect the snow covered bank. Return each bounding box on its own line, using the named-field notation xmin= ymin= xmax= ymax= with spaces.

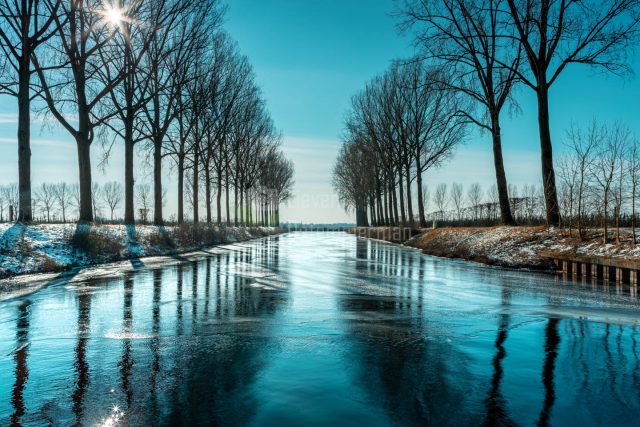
xmin=349 ymin=226 xmax=640 ymax=270
xmin=0 ymin=223 xmax=284 ymax=278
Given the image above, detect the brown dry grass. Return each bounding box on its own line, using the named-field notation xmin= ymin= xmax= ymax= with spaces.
xmin=351 ymin=226 xmax=640 ymax=270
xmin=67 ymin=227 xmax=124 ymax=260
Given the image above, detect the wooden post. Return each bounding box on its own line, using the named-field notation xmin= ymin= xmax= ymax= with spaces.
xmin=631 ymin=270 xmax=638 ymax=286
xmin=582 ymin=263 xmax=590 ymax=277
xmin=616 ymin=268 xmax=630 ymax=284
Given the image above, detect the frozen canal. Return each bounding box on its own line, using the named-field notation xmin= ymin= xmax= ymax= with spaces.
xmin=1 ymin=232 xmax=640 ymax=426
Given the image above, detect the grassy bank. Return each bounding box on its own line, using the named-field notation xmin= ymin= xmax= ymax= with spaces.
xmin=0 ymin=223 xmax=285 ymax=278
xmin=348 ymin=226 xmax=640 ymax=271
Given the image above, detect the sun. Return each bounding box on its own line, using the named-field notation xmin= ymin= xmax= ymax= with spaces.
xmin=106 ymin=7 xmax=123 ymax=25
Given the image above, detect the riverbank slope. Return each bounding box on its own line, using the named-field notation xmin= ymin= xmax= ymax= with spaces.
xmin=348 ymin=226 xmax=640 ymax=271
xmin=0 ymin=223 xmax=284 ymax=278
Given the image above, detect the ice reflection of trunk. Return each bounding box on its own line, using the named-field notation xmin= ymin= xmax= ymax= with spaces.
xmin=72 ymin=290 xmax=92 ymax=425
xmin=537 ymin=318 xmax=560 ymax=427
xmin=176 ymin=265 xmax=184 ymax=335
xmin=11 ymin=300 xmax=31 ymax=426
xmin=121 ymin=273 xmax=134 ymax=408
xmin=338 ymin=240 xmax=474 ymax=425
xmin=192 ymin=262 xmax=199 ymax=326
xmin=483 ymin=286 xmax=515 ymax=426
xmin=149 ymin=269 xmax=162 ymax=415
xmin=161 ymin=240 xmax=288 ymax=425
xmin=204 ymin=259 xmax=212 ymax=319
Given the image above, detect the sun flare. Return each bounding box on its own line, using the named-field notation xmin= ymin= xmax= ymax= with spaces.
xmin=106 ymin=7 xmax=123 ymax=25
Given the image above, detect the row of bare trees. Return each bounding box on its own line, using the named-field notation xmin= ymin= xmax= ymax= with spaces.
xmin=333 ymin=60 xmax=467 ymax=227
xmin=421 ymin=182 xmax=547 ymax=226
xmin=0 ymin=181 xmax=118 ymax=223
xmin=558 ymin=122 xmax=640 ymax=244
xmin=334 ymin=0 xmax=640 ymax=228
xmin=0 ymin=0 xmax=294 ymax=227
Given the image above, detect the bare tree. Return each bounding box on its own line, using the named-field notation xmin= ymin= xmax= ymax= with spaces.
xmin=0 ymin=183 xmax=19 ymax=221
xmin=590 ymin=123 xmax=631 ymax=244
xmin=53 ymin=182 xmax=72 ymax=222
xmin=0 ymin=0 xmax=60 ymax=221
xmin=343 ymin=61 xmax=465 ymax=227
xmin=564 ymin=122 xmax=599 ymax=239
xmin=505 ymin=0 xmax=640 ymax=226
xmin=70 ymin=182 xmax=80 ymax=218
xmin=401 ymin=0 xmax=520 ymax=225
xmin=102 ymin=181 xmax=123 ymax=221
xmin=33 ymin=0 xmax=125 ymax=222
xmin=139 ymin=0 xmax=217 ymax=225
xmin=263 ymin=152 xmax=294 ymax=227
xmin=136 ymin=183 xmax=151 ymax=223
xmin=102 ymin=0 xmax=153 ymax=225
xmin=467 ymin=183 xmax=482 ymax=221
xmin=630 ymin=140 xmax=640 ymax=245
xmin=451 ymin=182 xmax=463 ymax=221
xmin=434 ymin=183 xmax=448 ymax=221
xmin=35 ymin=183 xmax=56 ymax=222
xmin=333 ymin=139 xmax=376 ymax=227
xmin=91 ymin=183 xmax=103 ymax=221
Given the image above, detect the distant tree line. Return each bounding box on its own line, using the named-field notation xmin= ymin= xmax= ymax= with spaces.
xmin=333 ymin=61 xmax=467 ymax=228
xmin=0 ymin=0 xmax=294 ymax=227
xmin=334 ymin=0 xmax=640 ymax=229
xmin=419 ymin=183 xmax=547 ymax=227
xmin=557 ymin=122 xmax=640 ymax=244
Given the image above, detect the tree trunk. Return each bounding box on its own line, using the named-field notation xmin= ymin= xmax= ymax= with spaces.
xmin=234 ymin=185 xmax=238 ymax=226
xmin=153 ymin=137 xmax=163 ymax=225
xmin=536 ymin=86 xmax=561 ymax=226
xmin=17 ymin=55 xmax=32 ymax=222
xmin=416 ymin=156 xmax=426 ymax=227
xmin=633 ymin=185 xmax=637 ymax=246
xmin=491 ymin=113 xmax=515 ymax=226
xmin=577 ymin=180 xmax=584 ymax=240
xmin=369 ymin=196 xmax=377 ymax=226
xmin=225 ymin=168 xmax=230 ymax=226
xmin=124 ymin=128 xmax=135 ymax=224
xmin=390 ymin=176 xmax=399 ymax=225
xmin=177 ymin=155 xmax=184 ymax=225
xmin=236 ymin=186 xmax=246 ymax=229
xmin=192 ymin=149 xmax=199 ymax=224
xmin=216 ymin=170 xmax=222 ymax=225
xmin=383 ymin=185 xmax=390 ymax=226
xmin=603 ymin=193 xmax=608 ymax=244
xmin=205 ymin=167 xmax=211 ymax=224
xmin=405 ymin=163 xmax=414 ymax=226
xmin=398 ymin=169 xmax=406 ymax=226
xmin=377 ymin=187 xmax=384 ymax=226
xmin=76 ymin=137 xmax=93 ymax=223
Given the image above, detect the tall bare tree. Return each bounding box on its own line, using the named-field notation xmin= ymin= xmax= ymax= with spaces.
xmin=505 ymin=0 xmax=640 ymax=226
xmin=53 ymin=181 xmax=72 ymax=222
xmin=139 ymin=0 xmax=218 ymax=225
xmin=401 ymin=0 xmax=520 ymax=225
xmin=563 ymin=122 xmax=598 ymax=239
xmin=102 ymin=181 xmax=123 ymax=221
xmin=35 ymin=182 xmax=56 ymax=221
xmin=590 ymin=123 xmax=631 ymax=244
xmin=0 ymin=0 xmax=60 ymax=221
xmin=33 ymin=0 xmax=125 ymax=222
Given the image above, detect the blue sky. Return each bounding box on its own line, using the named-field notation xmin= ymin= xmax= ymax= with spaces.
xmin=1 ymin=0 xmax=639 ymax=223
